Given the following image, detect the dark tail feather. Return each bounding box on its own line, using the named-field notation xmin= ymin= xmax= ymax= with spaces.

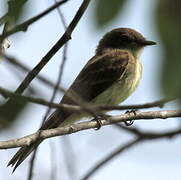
xmin=7 ymin=110 xmax=65 ymax=172
xmin=7 ymin=140 xmax=42 ymax=172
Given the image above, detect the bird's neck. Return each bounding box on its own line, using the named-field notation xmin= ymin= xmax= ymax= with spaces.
xmin=131 ymin=47 xmax=144 ymax=59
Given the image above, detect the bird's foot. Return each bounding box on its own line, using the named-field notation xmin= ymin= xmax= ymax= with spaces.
xmin=124 ymin=109 xmax=138 ymax=126
xmin=92 ymin=114 xmax=110 ymax=130
xmin=92 ymin=116 xmax=102 ymax=130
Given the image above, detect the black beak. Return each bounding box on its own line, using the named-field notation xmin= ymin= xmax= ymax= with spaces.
xmin=141 ymin=40 xmax=156 ymax=46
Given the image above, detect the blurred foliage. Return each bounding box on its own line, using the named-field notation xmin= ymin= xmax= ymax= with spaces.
xmin=7 ymin=0 xmax=28 ymax=22
xmin=94 ymin=0 xmax=126 ymax=27
xmin=0 ymin=0 xmax=28 ymax=26
xmin=0 ymin=98 xmax=28 ymax=129
xmin=0 ymin=86 xmax=37 ymax=129
xmin=156 ymin=0 xmax=181 ymax=98
xmin=0 ymin=0 xmax=29 ymax=130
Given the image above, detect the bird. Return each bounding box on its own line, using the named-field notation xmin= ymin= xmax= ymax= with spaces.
xmin=8 ymin=28 xmax=156 ymax=171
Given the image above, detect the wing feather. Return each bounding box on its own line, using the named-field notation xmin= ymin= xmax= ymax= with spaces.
xmin=61 ymin=50 xmax=130 ymax=106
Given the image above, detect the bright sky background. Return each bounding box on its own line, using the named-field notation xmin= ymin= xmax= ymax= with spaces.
xmin=0 ymin=0 xmax=180 ymax=180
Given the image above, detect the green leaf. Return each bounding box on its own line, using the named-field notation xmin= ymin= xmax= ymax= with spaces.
xmin=156 ymin=0 xmax=181 ymax=98
xmin=94 ymin=0 xmax=126 ymax=27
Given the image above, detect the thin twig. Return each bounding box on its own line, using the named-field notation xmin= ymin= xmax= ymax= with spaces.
xmin=0 ymin=86 xmax=80 ymax=112
xmin=28 ymin=16 xmax=69 ymax=180
xmin=61 ymin=137 xmax=77 ymax=180
xmin=2 ymin=1 xmax=99 ymax=122
xmin=98 ymin=97 xmax=178 ymax=110
xmin=3 ymin=0 xmax=94 ymax=126
xmin=55 ymin=0 xmax=67 ymax=29
xmin=54 ymin=3 xmax=75 ymax=180
xmin=0 ymin=109 xmax=181 ymax=149
xmin=49 ymin=141 xmax=57 ymax=180
xmin=28 ymin=1 xmax=70 ymax=177
xmin=4 ymin=54 xmax=66 ymax=93
xmin=27 ymin=38 xmax=67 ymax=180
xmin=4 ymin=63 xmax=38 ymax=95
xmin=0 ymin=86 xmax=178 ymax=113
xmin=81 ymin=125 xmax=181 ymax=179
xmin=114 ymin=123 xmax=144 ymax=137
xmin=0 ymin=0 xmax=69 ymax=39
xmin=27 ymin=149 xmax=38 ymax=180
xmin=9 ymin=0 xmax=90 ymax=97
xmin=81 ymin=138 xmax=142 ymax=180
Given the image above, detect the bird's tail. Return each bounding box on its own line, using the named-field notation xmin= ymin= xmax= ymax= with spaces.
xmin=8 ymin=110 xmax=64 ymax=172
xmin=7 ymin=140 xmax=42 ymax=172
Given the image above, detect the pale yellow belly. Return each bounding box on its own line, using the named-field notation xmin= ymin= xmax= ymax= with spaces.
xmin=61 ymin=59 xmax=142 ymax=126
xmin=92 ymin=59 xmax=142 ymax=105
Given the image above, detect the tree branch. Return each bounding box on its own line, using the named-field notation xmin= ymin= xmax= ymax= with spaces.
xmin=0 ymin=86 xmax=79 ymax=112
xmin=0 ymin=109 xmax=180 ymax=149
xmin=3 ymin=54 xmax=66 ymax=93
xmin=81 ymin=138 xmax=142 ymax=180
xmin=0 ymin=0 xmax=69 ymax=39
xmin=81 ymin=126 xmax=181 ymax=180
xmin=9 ymin=0 xmax=91 ymax=97
xmin=27 ymin=149 xmax=37 ymax=180
xmin=98 ymin=97 xmax=178 ymax=110
xmin=0 ymin=87 xmax=178 ymax=112
xmin=0 ymin=86 xmax=178 ymax=114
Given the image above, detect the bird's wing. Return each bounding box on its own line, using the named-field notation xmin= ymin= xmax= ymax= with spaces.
xmin=40 ymin=50 xmax=131 ymax=129
xmin=61 ymin=50 xmax=130 ymax=105
xmin=41 ymin=50 xmax=131 ymax=129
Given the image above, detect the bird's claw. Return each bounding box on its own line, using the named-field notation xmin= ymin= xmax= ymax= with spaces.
xmin=92 ymin=116 xmax=103 ymax=130
xmin=124 ymin=109 xmax=138 ymax=126
xmin=124 ymin=120 xmax=134 ymax=126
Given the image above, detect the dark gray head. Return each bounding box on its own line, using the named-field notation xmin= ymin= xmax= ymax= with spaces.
xmin=96 ymin=28 xmax=156 ymax=56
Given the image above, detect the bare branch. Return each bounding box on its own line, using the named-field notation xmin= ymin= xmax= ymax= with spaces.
xmin=0 ymin=86 xmax=102 ymax=124
xmin=0 ymin=0 xmax=69 ymax=39
xmin=81 ymin=138 xmax=142 ymax=180
xmin=4 ymin=54 xmax=66 ymax=93
xmin=9 ymin=0 xmax=91 ymax=97
xmin=49 ymin=141 xmax=57 ymax=180
xmin=111 ymin=110 xmax=181 ymax=121
xmin=55 ymin=0 xmax=67 ymax=29
xmin=27 ymin=149 xmax=38 ymax=180
xmin=114 ymin=123 xmax=144 ymax=137
xmin=28 ymin=21 xmax=69 ymax=178
xmin=98 ymin=97 xmax=178 ymax=110
xmin=61 ymin=137 xmax=77 ymax=180
xmin=115 ymin=123 xmax=181 ymax=139
xmin=0 ymin=86 xmax=179 ymax=114
xmin=0 ymin=109 xmax=180 ymax=149
xmin=0 ymin=86 xmax=80 ymax=112
xmin=81 ymin=126 xmax=181 ymax=180
xmin=27 ymin=5 xmax=70 ymax=177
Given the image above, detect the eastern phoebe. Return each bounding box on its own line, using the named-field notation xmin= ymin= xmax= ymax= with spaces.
xmin=8 ymin=28 xmax=156 ymax=171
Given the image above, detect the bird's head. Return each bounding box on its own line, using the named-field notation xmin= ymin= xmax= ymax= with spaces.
xmin=96 ymin=28 xmax=156 ymax=58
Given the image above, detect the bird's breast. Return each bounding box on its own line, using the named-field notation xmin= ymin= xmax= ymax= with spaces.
xmin=92 ymin=58 xmax=142 ymax=105
xmin=127 ymin=58 xmax=142 ymax=95
xmin=115 ymin=58 xmax=142 ymax=104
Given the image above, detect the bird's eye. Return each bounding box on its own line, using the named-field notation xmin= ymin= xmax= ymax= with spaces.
xmin=121 ymin=35 xmax=130 ymax=41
